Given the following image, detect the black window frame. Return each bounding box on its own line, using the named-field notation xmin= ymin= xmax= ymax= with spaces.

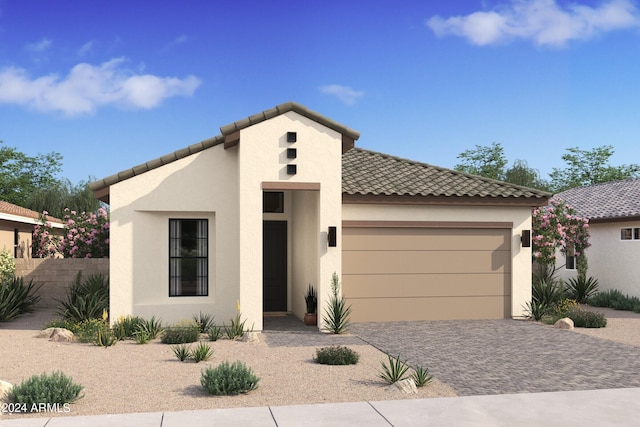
xmin=169 ymin=218 xmax=208 ymax=297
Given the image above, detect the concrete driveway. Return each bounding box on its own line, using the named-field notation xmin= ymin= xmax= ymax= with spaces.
xmin=350 ymin=319 xmax=640 ymax=396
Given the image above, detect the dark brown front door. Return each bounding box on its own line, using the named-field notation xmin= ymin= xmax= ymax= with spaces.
xmin=263 ymin=221 xmax=287 ymax=312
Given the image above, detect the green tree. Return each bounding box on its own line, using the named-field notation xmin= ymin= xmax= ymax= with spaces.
xmin=25 ymin=179 xmax=100 ymax=219
xmin=0 ymin=141 xmax=63 ymax=207
xmin=549 ymin=145 xmax=640 ymax=193
xmin=454 ymin=142 xmax=507 ymax=180
xmin=504 ymin=159 xmax=550 ymax=191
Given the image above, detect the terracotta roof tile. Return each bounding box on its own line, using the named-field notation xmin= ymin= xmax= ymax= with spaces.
xmin=342 ymin=148 xmax=551 ymax=200
xmin=0 ymin=200 xmax=62 ymax=223
xmin=556 ymin=178 xmax=640 ymax=220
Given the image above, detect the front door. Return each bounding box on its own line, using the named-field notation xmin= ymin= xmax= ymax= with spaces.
xmin=263 ymin=221 xmax=287 ymax=312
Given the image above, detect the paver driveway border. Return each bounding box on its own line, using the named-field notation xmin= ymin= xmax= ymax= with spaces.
xmin=350 ymin=319 xmax=640 ymax=396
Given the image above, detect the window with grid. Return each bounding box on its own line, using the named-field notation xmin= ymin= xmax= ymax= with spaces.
xmin=621 ymin=227 xmax=640 ymax=240
xmin=169 ymin=219 xmax=208 ymax=296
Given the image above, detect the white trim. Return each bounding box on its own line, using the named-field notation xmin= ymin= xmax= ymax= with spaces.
xmin=0 ymin=212 xmax=64 ymax=228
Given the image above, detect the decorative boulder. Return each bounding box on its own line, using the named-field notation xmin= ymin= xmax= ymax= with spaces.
xmin=554 ymin=317 xmax=574 ymax=330
xmin=241 ymin=332 xmax=260 ymax=343
xmin=37 ymin=327 xmax=77 ymax=342
xmin=0 ymin=380 xmax=13 ymax=400
xmin=385 ymin=378 xmax=417 ymax=394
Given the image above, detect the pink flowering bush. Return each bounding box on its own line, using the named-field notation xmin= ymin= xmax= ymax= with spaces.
xmin=32 ymin=208 xmax=109 ymax=258
xmin=532 ymin=198 xmax=590 ymax=268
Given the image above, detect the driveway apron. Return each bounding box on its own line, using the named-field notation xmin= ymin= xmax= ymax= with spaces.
xmin=350 ymin=319 xmax=640 ymax=396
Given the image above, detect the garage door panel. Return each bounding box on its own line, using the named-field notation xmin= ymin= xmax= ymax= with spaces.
xmin=343 ymin=274 xmax=510 ymax=298
xmin=347 ymin=296 xmax=511 ymax=322
xmin=343 ymin=227 xmax=510 ymax=251
xmin=343 ymin=250 xmax=511 ymax=275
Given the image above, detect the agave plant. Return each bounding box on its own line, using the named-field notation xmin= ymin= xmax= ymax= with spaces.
xmin=565 ymin=276 xmax=599 ymax=303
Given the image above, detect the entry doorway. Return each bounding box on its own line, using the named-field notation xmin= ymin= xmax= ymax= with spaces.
xmin=263 ymin=221 xmax=287 ymax=312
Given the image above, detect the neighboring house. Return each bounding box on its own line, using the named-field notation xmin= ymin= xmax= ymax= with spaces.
xmin=89 ymin=101 xmax=550 ymax=329
xmin=0 ymin=201 xmax=64 ymax=258
xmin=555 ymin=179 xmax=640 ymax=297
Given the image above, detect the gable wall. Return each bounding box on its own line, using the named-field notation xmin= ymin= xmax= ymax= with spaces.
xmin=108 ymin=144 xmax=240 ymax=324
xmin=237 ymin=112 xmax=343 ymax=329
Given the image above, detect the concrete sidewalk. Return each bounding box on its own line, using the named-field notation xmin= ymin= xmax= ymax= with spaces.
xmin=2 ymin=387 xmax=639 ymax=426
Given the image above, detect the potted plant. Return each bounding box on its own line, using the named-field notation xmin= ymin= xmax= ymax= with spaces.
xmin=304 ymin=284 xmax=317 ymax=326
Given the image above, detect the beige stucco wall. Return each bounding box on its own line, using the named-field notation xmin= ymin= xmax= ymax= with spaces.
xmin=108 ymin=144 xmax=240 ymax=325
xmin=556 ymin=220 xmax=640 ymax=298
xmin=342 ymin=203 xmax=534 ymax=318
xmin=238 ymin=112 xmax=343 ymax=330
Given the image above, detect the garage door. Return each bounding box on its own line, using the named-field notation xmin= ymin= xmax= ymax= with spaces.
xmin=342 ymin=225 xmax=511 ymax=321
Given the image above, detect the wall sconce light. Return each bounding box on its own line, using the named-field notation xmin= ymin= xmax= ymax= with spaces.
xmin=521 ymin=230 xmax=531 ymax=247
xmin=287 ymin=148 xmax=297 ymax=159
xmin=328 ymin=226 xmax=337 ymax=247
xmin=287 ymin=132 xmax=297 ymax=142
xmin=287 ymin=164 xmax=297 ymax=175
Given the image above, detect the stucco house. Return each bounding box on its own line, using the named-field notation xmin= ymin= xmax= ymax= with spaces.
xmin=0 ymin=201 xmax=63 ymax=259
xmin=555 ymin=179 xmax=640 ymax=297
xmin=90 ymin=102 xmax=549 ymax=329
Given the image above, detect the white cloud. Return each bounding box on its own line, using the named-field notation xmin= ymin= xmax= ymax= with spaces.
xmin=319 ymin=84 xmax=364 ymax=105
xmin=426 ymin=0 xmax=640 ymax=47
xmin=77 ymin=40 xmax=95 ymax=57
xmin=0 ymin=58 xmax=201 ymax=115
xmin=25 ymin=38 xmax=53 ymax=52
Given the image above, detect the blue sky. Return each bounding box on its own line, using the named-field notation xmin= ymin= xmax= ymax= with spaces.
xmin=1 ymin=0 xmax=639 ymax=188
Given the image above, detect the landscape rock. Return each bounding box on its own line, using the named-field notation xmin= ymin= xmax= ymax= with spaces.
xmin=241 ymin=332 xmax=260 ymax=343
xmin=0 ymin=380 xmax=13 ymax=400
xmin=385 ymin=378 xmax=417 ymax=394
xmin=43 ymin=328 xmax=77 ymax=342
xmin=554 ymin=317 xmax=574 ymax=330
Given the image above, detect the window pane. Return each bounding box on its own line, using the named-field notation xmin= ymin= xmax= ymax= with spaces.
xmin=169 ymin=219 xmax=208 ymax=296
xmin=635 ymin=228 xmax=640 ymax=240
xmin=621 ymin=228 xmax=632 ymax=240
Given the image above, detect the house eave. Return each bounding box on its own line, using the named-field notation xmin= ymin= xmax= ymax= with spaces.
xmin=342 ymin=193 xmax=550 ymax=207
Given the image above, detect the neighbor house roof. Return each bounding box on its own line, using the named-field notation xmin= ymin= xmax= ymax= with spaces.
xmin=555 ymin=178 xmax=640 ymax=222
xmin=89 ymin=101 xmax=360 ymax=203
xmin=342 ymin=148 xmax=551 ymax=205
xmin=0 ymin=201 xmax=63 ymax=227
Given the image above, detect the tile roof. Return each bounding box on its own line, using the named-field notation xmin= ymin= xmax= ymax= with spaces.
xmin=555 ymin=178 xmax=640 ymax=221
xmin=0 ymin=200 xmax=62 ymax=224
xmin=89 ymin=101 xmax=359 ymax=194
xmin=342 ymin=148 xmax=551 ymax=200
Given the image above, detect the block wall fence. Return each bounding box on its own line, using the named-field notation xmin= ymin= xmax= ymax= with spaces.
xmin=14 ymin=258 xmax=109 ymax=308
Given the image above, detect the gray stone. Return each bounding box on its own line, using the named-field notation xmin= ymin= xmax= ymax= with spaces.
xmin=385 ymin=378 xmax=417 ymax=394
xmin=0 ymin=380 xmax=13 ymax=401
xmin=554 ymin=318 xmax=574 ymax=330
xmin=242 ymin=332 xmax=260 ymax=343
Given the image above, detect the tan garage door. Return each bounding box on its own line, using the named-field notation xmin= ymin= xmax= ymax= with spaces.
xmin=342 ymin=225 xmax=511 ymax=321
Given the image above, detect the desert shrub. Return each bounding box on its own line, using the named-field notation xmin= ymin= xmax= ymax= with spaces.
xmin=55 ymin=272 xmax=109 ymax=323
xmin=137 ymin=316 xmax=164 ymax=339
xmin=323 ymin=272 xmax=351 ymax=334
xmin=193 ymin=312 xmax=215 ymax=333
xmin=549 ymin=298 xmax=580 ymax=321
xmin=223 ymin=313 xmax=250 ymax=340
xmin=43 ymin=318 xmax=77 ymax=331
xmin=411 ymin=365 xmax=433 ymax=387
xmin=95 ymin=324 xmax=117 ymax=347
xmin=172 ymin=344 xmax=191 ymax=361
xmin=74 ymin=318 xmax=104 ymax=343
xmin=588 ymin=289 xmax=640 ymax=312
xmin=0 ymin=277 xmax=41 ymax=322
xmin=314 ymin=346 xmax=359 ymax=365
xmin=565 ymin=307 xmax=607 ymax=328
xmin=378 ymin=354 xmax=410 ymax=384
xmin=565 ymin=276 xmax=599 ymax=303
xmin=208 ymin=325 xmax=222 ymax=341
xmin=112 ymin=315 xmax=145 ymax=340
xmin=161 ymin=320 xmax=200 ymax=344
xmin=200 ymin=361 xmax=260 ymax=395
xmin=8 ymin=371 xmax=83 ymax=407
xmin=191 ymin=342 xmax=214 ymax=363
